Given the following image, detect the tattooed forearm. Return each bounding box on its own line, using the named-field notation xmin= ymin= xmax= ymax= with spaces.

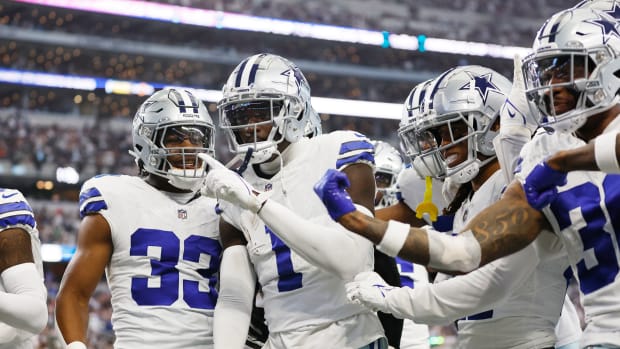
xmin=465 ymin=187 xmax=546 ymax=266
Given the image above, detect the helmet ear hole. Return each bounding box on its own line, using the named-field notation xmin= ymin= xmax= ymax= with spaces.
xmin=477 ymin=130 xmax=497 ymax=156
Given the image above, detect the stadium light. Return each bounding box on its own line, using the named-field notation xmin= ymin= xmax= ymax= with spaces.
xmin=0 ymin=68 xmax=403 ymax=120
xmin=14 ymin=0 xmax=531 ymax=59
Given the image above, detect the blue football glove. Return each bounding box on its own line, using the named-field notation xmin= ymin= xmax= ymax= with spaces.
xmin=523 ymin=161 xmax=567 ymax=210
xmin=313 ymin=169 xmax=356 ymax=221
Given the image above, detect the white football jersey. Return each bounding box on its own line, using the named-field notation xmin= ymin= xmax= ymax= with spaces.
xmin=395 ymin=257 xmax=430 ymax=349
xmin=0 ymin=189 xmax=44 ymax=349
xmin=236 ymin=131 xmax=384 ymax=348
xmin=393 ymin=169 xmax=443 ymax=349
xmin=515 ymin=123 xmax=620 ymax=348
xmin=396 ymin=167 xmax=447 ymax=226
xmin=79 ymin=175 xmax=221 ymax=349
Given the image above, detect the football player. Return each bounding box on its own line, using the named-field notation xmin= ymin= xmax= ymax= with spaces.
xmin=315 ymin=7 xmax=620 ymax=348
xmin=203 ymin=53 xmax=387 ymax=349
xmin=347 ymin=66 xmax=580 ymax=348
xmin=372 ymin=140 xmax=432 ymax=349
xmin=0 ymin=188 xmax=47 ymax=349
xmin=55 ymin=89 xmax=222 ymax=349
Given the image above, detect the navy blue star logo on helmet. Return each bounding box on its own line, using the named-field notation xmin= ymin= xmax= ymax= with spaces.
xmin=586 ymin=13 xmax=620 ymax=44
xmin=281 ymin=67 xmax=304 ymax=92
xmin=459 ymin=72 xmax=500 ymax=104
xmin=604 ymin=3 xmax=620 ymax=20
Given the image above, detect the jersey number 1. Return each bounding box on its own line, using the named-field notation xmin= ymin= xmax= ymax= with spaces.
xmin=266 ymin=227 xmax=303 ymax=292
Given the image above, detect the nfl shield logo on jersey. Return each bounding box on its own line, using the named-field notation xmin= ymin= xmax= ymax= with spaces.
xmin=178 ymin=209 xmax=188 ymax=219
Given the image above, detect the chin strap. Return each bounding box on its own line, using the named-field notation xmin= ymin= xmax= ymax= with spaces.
xmin=236 ymin=147 xmax=255 ymax=175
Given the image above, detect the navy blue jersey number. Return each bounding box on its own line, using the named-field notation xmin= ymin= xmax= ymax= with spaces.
xmin=130 ymin=228 xmax=221 ymax=309
xmin=553 ymin=177 xmax=620 ymax=295
xmin=265 ymin=226 xmax=303 ymax=292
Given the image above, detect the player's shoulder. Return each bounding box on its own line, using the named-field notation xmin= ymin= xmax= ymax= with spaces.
xmin=318 ymin=130 xmax=372 ymax=144
xmin=0 ymin=188 xmax=27 ymax=206
xmin=522 ymin=129 xmax=584 ymax=161
xmin=0 ymin=188 xmax=35 ymax=232
xmin=82 ymin=173 xmax=130 ymax=187
xmin=396 ymin=165 xmax=423 ymax=189
xmin=79 ymin=174 xmax=143 ymax=218
xmin=315 ymin=131 xmax=375 ymax=170
xmin=516 ymin=129 xmax=584 ymax=180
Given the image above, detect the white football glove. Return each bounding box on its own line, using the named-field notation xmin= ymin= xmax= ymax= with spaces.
xmin=198 ymin=153 xmax=267 ymax=213
xmin=495 ymin=54 xmax=538 ymax=182
xmin=499 ymin=54 xmax=538 ymax=138
xmin=345 ymin=271 xmax=394 ymax=314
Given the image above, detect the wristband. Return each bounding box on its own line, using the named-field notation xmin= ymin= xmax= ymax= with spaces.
xmin=595 ymin=132 xmax=620 ymax=173
xmin=67 ymin=341 xmax=87 ymax=349
xmin=354 ymin=204 xmax=373 ymax=218
xmin=376 ymin=220 xmax=409 ymax=257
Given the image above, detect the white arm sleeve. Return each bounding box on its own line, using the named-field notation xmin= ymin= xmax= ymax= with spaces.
xmin=258 ymin=200 xmax=373 ymax=280
xmin=214 ymin=246 xmax=256 ymax=349
xmin=594 ymin=131 xmax=620 ymax=173
xmin=384 ymin=244 xmax=538 ymax=324
xmin=554 ymin=294 xmax=582 ymax=347
xmin=426 ymin=228 xmax=482 ymax=272
xmin=493 ymin=129 xmax=530 ymax=183
xmin=0 ymin=262 xmax=47 ymax=334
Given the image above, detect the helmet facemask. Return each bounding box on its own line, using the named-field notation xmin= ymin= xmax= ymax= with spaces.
xmin=524 ymin=49 xmax=615 ymax=132
xmin=372 ymin=140 xmax=403 ymax=208
xmin=523 ymin=7 xmax=620 ymax=133
xmin=218 ymin=53 xmax=314 ymax=165
xmin=402 ymin=112 xmax=496 ymax=183
xmin=139 ymin=122 xmax=215 ymax=190
xmin=218 ymin=90 xmax=304 ymax=164
xmin=375 ymin=170 xmax=399 ymax=208
xmin=131 ymin=88 xmax=215 ymax=192
xmin=400 ymin=65 xmax=509 ymax=183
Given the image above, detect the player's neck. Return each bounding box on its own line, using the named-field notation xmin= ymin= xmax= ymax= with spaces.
xmin=576 ymin=105 xmax=620 ymax=141
xmin=144 ymin=174 xmax=192 ymax=193
xmin=471 ymin=160 xmax=499 ymax=192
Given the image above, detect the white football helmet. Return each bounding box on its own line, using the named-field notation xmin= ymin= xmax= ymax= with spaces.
xmin=573 ymin=0 xmax=620 ymax=16
xmin=217 ymin=53 xmax=316 ymax=164
xmin=398 ymin=78 xmax=439 ymax=178
xmin=131 ymin=88 xmax=215 ymax=191
xmin=523 ymin=7 xmax=620 ymax=133
xmin=400 ymin=66 xmax=511 ymax=183
xmin=304 ymin=107 xmax=322 ymax=138
xmin=372 ymin=140 xmax=404 ymax=208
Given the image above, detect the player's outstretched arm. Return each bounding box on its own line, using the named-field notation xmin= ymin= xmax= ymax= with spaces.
xmin=56 ymin=214 xmax=112 ymax=347
xmin=315 ymin=170 xmax=547 ymax=272
xmin=0 ymin=227 xmax=47 ymax=335
xmin=547 ymin=131 xmax=619 ymax=173
xmin=348 ymin=241 xmax=538 ymax=323
xmin=214 ymin=221 xmax=256 ymax=349
xmin=203 ymin=159 xmax=376 ymax=280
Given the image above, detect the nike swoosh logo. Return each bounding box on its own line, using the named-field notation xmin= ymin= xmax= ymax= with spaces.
xmin=2 ymin=192 xmax=17 ymax=199
xmin=507 ymin=108 xmax=516 ymax=118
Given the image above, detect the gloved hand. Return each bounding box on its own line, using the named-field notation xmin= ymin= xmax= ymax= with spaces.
xmin=198 ymin=153 xmax=267 ymax=213
xmin=523 ymin=161 xmax=567 ymax=210
xmin=313 ymin=169 xmax=356 ymax=221
xmin=499 ymin=54 xmax=538 ymax=138
xmin=345 ymin=271 xmax=394 ymax=313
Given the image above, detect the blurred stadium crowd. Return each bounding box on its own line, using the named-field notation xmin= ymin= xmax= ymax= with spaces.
xmin=0 ymin=0 xmax=577 ymax=347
